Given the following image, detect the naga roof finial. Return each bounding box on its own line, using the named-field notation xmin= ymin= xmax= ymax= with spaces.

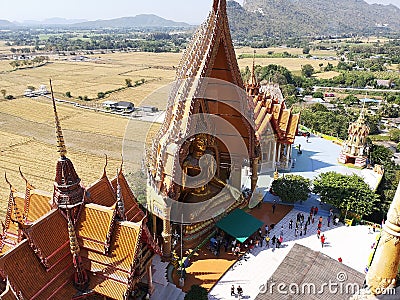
xmin=102 ymin=154 xmax=108 ymax=178
xmin=19 ymin=166 xmax=35 ymax=189
xmin=50 ymin=79 xmax=67 ymax=157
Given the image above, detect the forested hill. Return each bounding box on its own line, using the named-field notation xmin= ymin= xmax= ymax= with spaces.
xmin=227 ymin=0 xmax=400 ymax=39
xmin=70 ymin=14 xmax=191 ymax=29
xmin=0 ymin=20 xmax=14 ymax=28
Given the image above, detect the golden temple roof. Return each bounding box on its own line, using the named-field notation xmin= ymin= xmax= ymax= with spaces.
xmin=249 ymin=83 xmax=300 ymax=144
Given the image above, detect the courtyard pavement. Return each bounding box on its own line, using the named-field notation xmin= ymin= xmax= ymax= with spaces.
xmin=208 ymin=208 xmax=379 ymax=300
xmin=209 ymin=134 xmax=382 ymax=300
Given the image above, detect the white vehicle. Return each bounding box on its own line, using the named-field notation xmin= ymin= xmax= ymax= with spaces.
xmin=37 ymin=85 xmax=50 ymax=95
xmin=24 ymin=89 xmax=35 ymax=97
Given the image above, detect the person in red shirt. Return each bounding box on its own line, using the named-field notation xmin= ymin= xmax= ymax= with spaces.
xmin=321 ymin=234 xmax=326 ymax=248
xmin=317 ymin=229 xmax=321 ymax=238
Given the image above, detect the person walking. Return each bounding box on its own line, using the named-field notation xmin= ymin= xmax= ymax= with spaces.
xmin=231 ymin=285 xmax=235 ymax=296
xmin=317 ymin=228 xmax=321 ymax=239
xmin=314 ymin=206 xmax=318 ymax=216
xmin=224 ymin=239 xmax=229 ymax=252
xmin=280 ymin=225 xmax=284 ymax=237
xmin=295 ymin=228 xmax=298 ymax=237
xmin=272 ymin=202 xmax=276 ymax=214
xmin=265 ymin=235 xmax=270 ymax=248
xmin=237 ymin=286 xmax=243 ymax=299
xmin=321 ymin=234 xmax=326 ymax=248
xmin=289 ymin=219 xmax=293 ymax=229
xmin=300 ymin=225 xmax=303 ymax=236
xmin=265 ymin=224 xmax=269 ymax=235
xmin=327 ymin=216 xmax=331 ymax=227
xmin=271 ymin=235 xmax=276 ymax=246
xmin=304 ymin=223 xmax=307 ymax=235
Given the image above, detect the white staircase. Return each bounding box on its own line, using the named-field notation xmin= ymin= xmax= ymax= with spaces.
xmin=150 ymin=255 xmax=186 ymax=300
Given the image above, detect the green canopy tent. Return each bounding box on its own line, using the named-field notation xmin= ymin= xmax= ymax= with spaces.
xmin=216 ymin=208 xmax=263 ymax=243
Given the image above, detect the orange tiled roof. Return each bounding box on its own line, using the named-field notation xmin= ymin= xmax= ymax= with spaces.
xmin=90 ymin=273 xmax=128 ymax=300
xmin=24 ymin=209 xmax=69 ymax=268
xmin=26 ymin=190 xmax=52 ymax=223
xmin=81 ymin=221 xmax=141 ymax=273
xmin=86 ymin=175 xmax=116 ymax=207
xmin=0 ymin=240 xmax=75 ymax=300
xmin=77 ymin=203 xmax=115 ymax=253
xmin=0 ymin=188 xmax=52 ymax=255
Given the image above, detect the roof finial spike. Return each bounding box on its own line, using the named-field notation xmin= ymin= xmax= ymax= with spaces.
xmin=102 ymin=154 xmax=108 ymax=178
xmin=4 ymin=172 xmax=14 ymax=192
xmin=19 ymin=166 xmax=35 ymax=189
xmin=119 ymin=154 xmax=124 ymax=174
xmin=50 ymin=79 xmax=67 ymax=157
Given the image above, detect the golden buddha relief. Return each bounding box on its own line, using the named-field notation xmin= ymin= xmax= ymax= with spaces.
xmin=181 ymin=133 xmax=227 ymax=198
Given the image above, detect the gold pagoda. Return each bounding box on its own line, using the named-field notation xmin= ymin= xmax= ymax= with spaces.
xmin=338 ymin=109 xmax=370 ymax=168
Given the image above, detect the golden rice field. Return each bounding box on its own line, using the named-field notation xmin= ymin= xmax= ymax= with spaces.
xmin=237 ymin=57 xmax=339 ymax=73
xmin=0 ymin=51 xmax=180 ymax=99
xmin=314 ymin=71 xmax=341 ymax=80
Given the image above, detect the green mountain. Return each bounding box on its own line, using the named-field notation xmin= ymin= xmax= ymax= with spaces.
xmin=70 ymin=14 xmax=191 ymax=29
xmin=227 ymin=0 xmax=400 ymax=38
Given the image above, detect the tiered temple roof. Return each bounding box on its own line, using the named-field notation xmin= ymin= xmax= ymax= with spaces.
xmin=246 ymin=63 xmax=300 ymax=145
xmin=0 ymin=84 xmax=160 ymax=299
xmin=148 ymin=0 xmax=257 ymax=200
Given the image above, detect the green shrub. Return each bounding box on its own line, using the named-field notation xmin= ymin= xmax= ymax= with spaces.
xmin=184 ymin=285 xmax=208 ymax=300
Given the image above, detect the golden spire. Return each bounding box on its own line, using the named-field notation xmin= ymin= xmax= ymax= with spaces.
xmin=366 ymin=182 xmax=400 ymax=295
xmin=50 ymin=79 xmax=67 ymax=157
xmin=66 ymin=209 xmax=80 ymax=255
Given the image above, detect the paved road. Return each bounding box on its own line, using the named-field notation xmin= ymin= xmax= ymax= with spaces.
xmin=313 ymin=86 xmax=400 ymax=93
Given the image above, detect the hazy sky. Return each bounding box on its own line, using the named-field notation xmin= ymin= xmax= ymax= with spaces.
xmin=0 ymin=0 xmax=399 ymax=24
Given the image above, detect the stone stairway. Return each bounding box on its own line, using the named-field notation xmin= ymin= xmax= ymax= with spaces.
xmin=151 ymin=282 xmax=185 ymax=300
xmin=150 ymin=255 xmax=186 ymax=300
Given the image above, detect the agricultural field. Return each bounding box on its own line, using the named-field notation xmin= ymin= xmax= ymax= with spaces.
xmin=314 ymin=71 xmax=341 ymax=80
xmin=237 ymin=56 xmax=338 ymax=74
xmin=0 ymin=97 xmax=155 ymax=217
xmin=236 ymin=47 xmax=339 ymax=74
xmin=236 ymin=46 xmax=337 ymax=57
xmin=0 ymin=51 xmax=180 ymax=100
